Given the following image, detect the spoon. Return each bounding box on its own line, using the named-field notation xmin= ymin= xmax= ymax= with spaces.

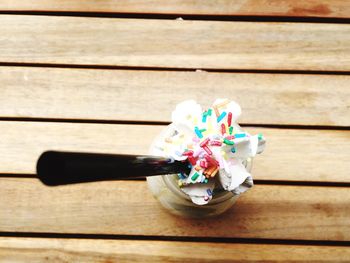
xmin=37 ymin=151 xmax=190 ymax=186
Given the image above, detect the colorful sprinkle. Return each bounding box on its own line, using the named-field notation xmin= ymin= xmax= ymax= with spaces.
xmin=214 ymin=106 xmax=220 ymax=117
xmin=231 ymin=147 xmax=236 ymax=153
xmin=191 ymin=172 xmax=200 ymax=181
xmin=221 ymin=123 xmax=226 ymax=135
xmin=192 ymin=137 xmax=200 ymax=143
xmin=178 ymin=172 xmax=187 ymax=179
xmin=234 ymin=133 xmax=246 ymax=138
xmin=194 ymin=127 xmax=203 ymax=139
xmin=200 ymin=137 xmax=210 ymax=147
xmin=200 ymin=160 xmax=208 ymax=168
xmin=227 ymin=112 xmax=232 ymax=127
xmin=210 ymin=167 xmax=219 ymax=177
xmin=207 ymin=108 xmax=212 ymax=116
xmin=217 ymin=111 xmax=227 ymax=123
xmin=225 ymin=135 xmax=235 ymax=140
xmin=223 ymin=138 xmax=234 ymax=145
xmin=182 ymin=150 xmax=194 ymax=156
xmin=207 ymin=189 xmax=213 ymax=196
xmin=202 ymin=145 xmax=212 ymax=155
xmin=221 ymin=150 xmax=227 ymax=158
xmin=204 ymin=154 xmax=213 ymax=163
xmin=195 ymin=165 xmax=201 ymax=171
xmin=204 ymin=154 xmax=219 ymax=167
xmin=229 ymin=126 xmax=233 ymax=135
xmin=258 ymin=133 xmax=264 ymax=141
xmin=209 ymin=140 xmax=222 ymax=146
xmin=204 ymin=166 xmax=216 ymax=177
xmin=207 ymin=120 xmax=214 ymax=134
xmin=187 ymin=156 xmax=197 ymax=165
xmin=216 ymin=99 xmax=229 ymax=108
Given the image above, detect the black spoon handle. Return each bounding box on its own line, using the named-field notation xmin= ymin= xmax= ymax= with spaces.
xmin=37 ymin=151 xmax=190 ymax=186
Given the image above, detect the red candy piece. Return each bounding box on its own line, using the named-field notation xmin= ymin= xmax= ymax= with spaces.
xmin=221 ymin=123 xmax=226 ymax=135
xmin=182 ymin=150 xmax=194 ymax=156
xmin=200 ymin=160 xmax=208 ymax=168
xmin=200 ymin=138 xmax=210 ymax=147
xmin=228 ymin=112 xmax=232 ymax=127
xmin=210 ymin=140 xmax=222 ymax=146
xmin=187 ymin=156 xmax=197 ymax=165
xmin=204 ymin=154 xmax=219 ymax=167
xmin=203 ymin=145 xmax=212 ymax=155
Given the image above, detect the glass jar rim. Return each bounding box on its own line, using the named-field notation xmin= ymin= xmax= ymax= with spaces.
xmin=162 ymin=173 xmax=235 ymax=205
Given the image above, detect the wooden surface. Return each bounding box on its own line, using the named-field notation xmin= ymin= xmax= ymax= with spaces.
xmin=1 ymin=0 xmax=350 ymax=19
xmin=1 ymin=122 xmax=349 ymax=183
xmin=1 ymin=67 xmax=349 ymax=126
xmin=1 ymin=237 xmax=350 ymax=263
xmin=1 ymin=178 xmax=349 ymax=241
xmin=0 ymin=1 xmax=349 ymax=262
xmin=1 ymin=15 xmax=350 ymax=71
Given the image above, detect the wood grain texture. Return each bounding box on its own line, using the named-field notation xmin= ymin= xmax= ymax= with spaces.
xmin=1 ymin=121 xmax=349 ymax=183
xmin=0 ymin=178 xmax=349 ymax=241
xmin=1 ymin=237 xmax=350 ymax=262
xmin=1 ymin=15 xmax=350 ymax=71
xmin=1 ymin=0 xmax=350 ymax=18
xmin=1 ymin=67 xmax=350 ymax=126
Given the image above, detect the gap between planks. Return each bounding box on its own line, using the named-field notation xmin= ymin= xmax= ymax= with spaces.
xmin=2 ymin=62 xmax=350 ymax=75
xmin=1 ymin=11 xmax=350 ymax=24
xmin=1 ymin=233 xmax=350 ymax=246
xmin=0 ymin=117 xmax=349 ymax=131
xmin=2 ymin=173 xmax=350 ymax=188
xmin=1 ymin=0 xmax=350 ymax=19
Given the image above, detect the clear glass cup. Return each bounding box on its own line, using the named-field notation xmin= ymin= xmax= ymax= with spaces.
xmin=147 ymin=124 xmax=252 ymax=218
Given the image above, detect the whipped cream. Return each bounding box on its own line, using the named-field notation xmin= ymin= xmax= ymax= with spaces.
xmin=153 ymin=99 xmax=266 ymax=205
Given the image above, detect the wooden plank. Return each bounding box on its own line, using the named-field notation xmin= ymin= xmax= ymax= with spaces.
xmin=1 ymin=67 xmax=350 ymax=127
xmin=1 ymin=0 xmax=350 ymax=19
xmin=0 ymin=121 xmax=349 ymax=183
xmin=1 ymin=15 xmax=350 ymax=71
xmin=1 ymin=237 xmax=349 ymax=262
xmin=0 ymin=178 xmax=349 ymax=241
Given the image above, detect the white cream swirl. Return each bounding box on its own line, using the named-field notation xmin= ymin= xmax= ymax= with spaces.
xmin=154 ymin=99 xmax=265 ymax=205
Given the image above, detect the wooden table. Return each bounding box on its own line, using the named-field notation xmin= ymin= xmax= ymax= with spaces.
xmin=0 ymin=1 xmax=349 ymax=262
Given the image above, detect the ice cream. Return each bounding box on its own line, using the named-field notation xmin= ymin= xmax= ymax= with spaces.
xmin=152 ymin=99 xmax=266 ymax=206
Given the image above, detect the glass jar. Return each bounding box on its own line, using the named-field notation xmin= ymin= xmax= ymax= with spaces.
xmin=147 ymin=124 xmax=252 ymax=218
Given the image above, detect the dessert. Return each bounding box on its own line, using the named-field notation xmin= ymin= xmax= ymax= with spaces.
xmin=148 ymin=99 xmax=265 ymax=215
